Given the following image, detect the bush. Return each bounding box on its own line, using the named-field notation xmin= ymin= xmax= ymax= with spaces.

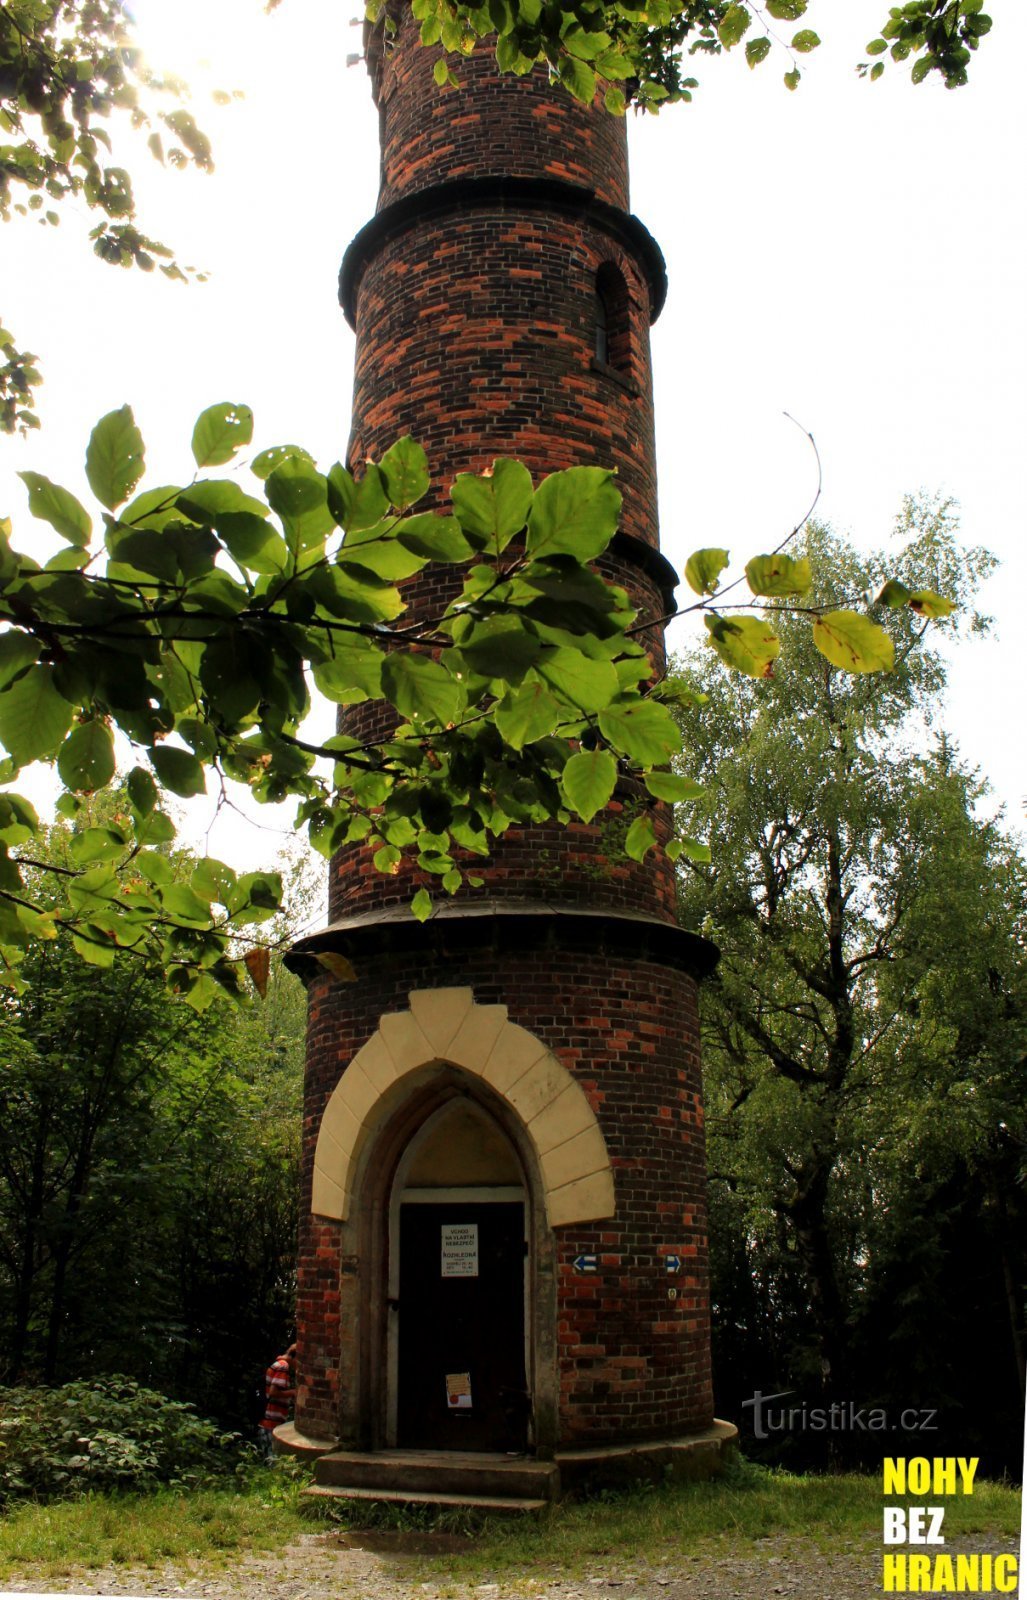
xmin=0 ymin=1377 xmax=251 ymax=1505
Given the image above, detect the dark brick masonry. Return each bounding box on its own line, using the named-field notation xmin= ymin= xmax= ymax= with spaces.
xmin=290 ymin=9 xmax=716 ymax=1452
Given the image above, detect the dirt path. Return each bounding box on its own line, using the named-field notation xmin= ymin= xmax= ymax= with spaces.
xmin=1 ymin=1527 xmax=1019 ymax=1600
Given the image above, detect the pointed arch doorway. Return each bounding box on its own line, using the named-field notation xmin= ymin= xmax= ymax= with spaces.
xmin=388 ymin=1098 xmax=529 ymax=1450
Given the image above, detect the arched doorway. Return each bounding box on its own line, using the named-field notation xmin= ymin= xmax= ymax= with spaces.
xmin=386 ymin=1097 xmax=530 ymax=1450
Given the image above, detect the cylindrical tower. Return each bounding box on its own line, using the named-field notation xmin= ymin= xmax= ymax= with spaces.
xmin=287 ymin=15 xmax=734 ymax=1492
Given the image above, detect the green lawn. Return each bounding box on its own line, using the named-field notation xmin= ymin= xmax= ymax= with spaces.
xmin=0 ymin=1461 xmax=1019 ymax=1585
xmin=0 ymin=1477 xmax=307 ymax=1582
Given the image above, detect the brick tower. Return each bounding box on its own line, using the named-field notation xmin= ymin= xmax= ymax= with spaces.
xmin=285 ymin=13 xmax=735 ymax=1497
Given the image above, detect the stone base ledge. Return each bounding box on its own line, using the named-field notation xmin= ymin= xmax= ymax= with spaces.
xmin=555 ymin=1419 xmax=738 ymax=1492
xmin=273 ymin=1421 xmax=340 ymax=1459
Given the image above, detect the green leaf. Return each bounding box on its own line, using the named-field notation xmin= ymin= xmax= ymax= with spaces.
xmin=379 ymin=436 xmax=430 ymax=510
xmin=745 ymin=552 xmax=812 ymax=597
xmin=135 ymin=809 xmax=176 ymax=845
xmin=536 ymin=645 xmax=619 ymax=713
xmin=526 ymin=466 xmax=620 ymax=561
xmin=765 ymin=0 xmax=806 ymax=17
xmin=433 ymin=56 xmax=449 ymax=86
xmin=190 ymin=402 xmax=254 ymax=468
xmin=127 ymin=765 xmax=158 ymax=816
xmin=311 ymin=640 xmax=385 ymax=703
xmin=705 ymin=614 xmax=781 ymax=678
xmin=395 ymin=514 xmax=476 ymax=563
xmin=150 ymin=744 xmax=208 ymax=796
xmin=336 ymin=537 xmax=427 ymax=582
xmin=561 ymin=748 xmax=617 ymax=822
xmin=68 ymin=826 xmax=128 ymax=867
xmin=624 ymin=813 xmax=657 ymax=862
xmin=559 ymin=56 xmax=596 ymax=102
xmin=328 ymin=463 xmax=389 ymax=532
xmin=411 ymin=887 xmax=433 ymax=922
xmin=265 ymin=458 xmax=334 ymax=551
xmin=57 ymin=720 xmax=116 ymax=792
xmin=72 ymin=931 xmax=116 ymax=967
xmin=598 ymin=699 xmax=682 ymax=764
xmin=675 ymin=836 xmax=711 ymax=864
xmin=18 ymin=472 xmax=92 ymax=546
xmin=0 ymin=666 xmax=74 ymax=763
xmin=161 ymin=883 xmax=214 ymax=925
xmin=784 ymin=66 xmax=801 ymax=89
xmin=792 ymin=27 xmax=820 ymax=51
xmin=877 ymin=580 xmax=911 ymax=609
xmin=495 ymin=677 xmax=563 ymax=749
xmin=176 ymin=480 xmax=269 ymax=524
xmin=459 ymin=617 xmax=541 ymax=680
xmin=812 ymin=611 xmax=895 ymax=674
xmin=85 ymin=405 xmax=145 ymax=511
xmin=451 ymin=459 xmax=533 ymax=550
xmin=745 ymin=35 xmax=771 ymax=67
xmin=381 ymin=653 xmax=465 ymax=726
xmin=718 ymin=4 xmax=751 ymax=48
xmin=0 ymin=633 xmax=41 ymax=692
xmin=604 ymin=86 xmax=626 ymax=114
xmin=136 ymin=850 xmax=174 ymax=886
xmin=684 ymin=547 xmax=730 ymax=596
xmin=250 ymin=443 xmax=315 ymax=481
xmin=644 ymin=771 xmax=703 ymax=803
xmin=216 ymin=512 xmax=288 ymax=574
xmin=908 ymin=590 xmax=955 ymax=619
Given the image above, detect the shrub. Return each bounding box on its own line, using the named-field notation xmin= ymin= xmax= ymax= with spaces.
xmin=0 ymin=1377 xmax=251 ymax=1505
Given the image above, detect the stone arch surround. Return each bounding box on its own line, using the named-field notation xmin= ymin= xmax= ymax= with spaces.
xmin=312 ymin=987 xmax=614 ymax=1228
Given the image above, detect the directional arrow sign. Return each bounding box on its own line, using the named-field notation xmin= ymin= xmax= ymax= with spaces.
xmin=573 ymin=1254 xmax=598 ymax=1274
xmin=664 ymin=1254 xmax=682 ymax=1274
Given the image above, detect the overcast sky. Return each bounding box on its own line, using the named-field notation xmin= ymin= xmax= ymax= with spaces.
xmin=2 ymin=0 xmax=1024 ymax=869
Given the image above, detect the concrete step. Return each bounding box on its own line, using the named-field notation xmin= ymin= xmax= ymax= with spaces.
xmin=314 ymin=1448 xmax=560 ymax=1502
xmin=303 ymin=1483 xmax=547 ymax=1514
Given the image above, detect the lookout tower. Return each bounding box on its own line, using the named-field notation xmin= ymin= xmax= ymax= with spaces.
xmin=285 ymin=12 xmax=735 ymax=1500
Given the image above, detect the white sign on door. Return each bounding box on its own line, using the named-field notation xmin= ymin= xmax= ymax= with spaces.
xmin=441 ymin=1222 xmax=479 ymax=1277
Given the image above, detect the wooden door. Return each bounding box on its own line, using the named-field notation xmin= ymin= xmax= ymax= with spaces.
xmin=396 ymin=1201 xmax=528 ymax=1451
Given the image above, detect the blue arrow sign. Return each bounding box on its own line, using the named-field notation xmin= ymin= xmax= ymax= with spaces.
xmin=573 ymin=1254 xmax=598 ymax=1274
xmin=664 ymin=1254 xmax=682 ymax=1274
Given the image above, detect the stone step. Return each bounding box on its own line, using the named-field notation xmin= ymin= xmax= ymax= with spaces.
xmin=314 ymin=1448 xmax=560 ymax=1502
xmin=303 ymin=1483 xmax=547 ymax=1514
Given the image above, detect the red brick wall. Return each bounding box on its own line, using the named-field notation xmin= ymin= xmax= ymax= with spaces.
xmin=370 ymin=10 xmax=631 ymax=214
xmin=347 ymin=215 xmax=660 ymax=548
xmin=291 ymin=4 xmax=715 ymax=1453
xmin=295 ymin=951 xmax=714 ymax=1446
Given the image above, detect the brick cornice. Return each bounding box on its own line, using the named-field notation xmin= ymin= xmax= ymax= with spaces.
xmin=287 ymin=900 xmax=718 ymax=983
xmin=339 ymin=176 xmax=668 ymax=330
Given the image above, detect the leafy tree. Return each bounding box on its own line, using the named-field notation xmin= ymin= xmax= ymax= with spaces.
xmin=672 ymin=501 xmax=1025 ymax=1468
xmin=404 ymin=0 xmax=993 ymax=112
xmin=0 ymin=810 xmax=307 ymax=1421
xmin=0 ymin=403 xmax=945 ymax=998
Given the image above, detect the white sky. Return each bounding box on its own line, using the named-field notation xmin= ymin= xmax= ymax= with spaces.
xmin=1 ymin=0 xmax=1024 ymax=870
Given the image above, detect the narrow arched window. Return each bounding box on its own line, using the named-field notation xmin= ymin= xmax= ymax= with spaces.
xmin=595 ymin=284 xmax=610 ymax=365
xmin=593 ymin=262 xmax=631 ymax=378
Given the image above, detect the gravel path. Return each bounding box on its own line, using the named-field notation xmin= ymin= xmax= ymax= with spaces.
xmin=1 ymin=1527 xmax=1019 ymax=1600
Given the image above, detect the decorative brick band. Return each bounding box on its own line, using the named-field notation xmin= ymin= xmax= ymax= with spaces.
xmin=339 ymin=175 xmax=668 ymax=330
xmin=289 ymin=901 xmax=719 ymax=984
xmin=312 ymin=988 xmax=615 ymax=1228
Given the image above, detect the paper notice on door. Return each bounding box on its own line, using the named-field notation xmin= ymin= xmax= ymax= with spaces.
xmin=440 ymin=1222 xmax=479 ymax=1277
xmin=446 ymin=1371 xmax=473 ymax=1409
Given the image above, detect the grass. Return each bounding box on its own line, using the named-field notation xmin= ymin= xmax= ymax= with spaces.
xmin=0 ymin=1472 xmax=308 ymax=1582
xmin=415 ymin=1461 xmax=1021 ymax=1580
xmin=306 ymin=1458 xmax=1022 ymax=1582
xmin=0 ymin=1459 xmax=1019 ymax=1586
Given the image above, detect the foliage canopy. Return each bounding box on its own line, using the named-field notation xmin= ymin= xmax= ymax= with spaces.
xmin=0 ymin=402 xmax=952 ymax=999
